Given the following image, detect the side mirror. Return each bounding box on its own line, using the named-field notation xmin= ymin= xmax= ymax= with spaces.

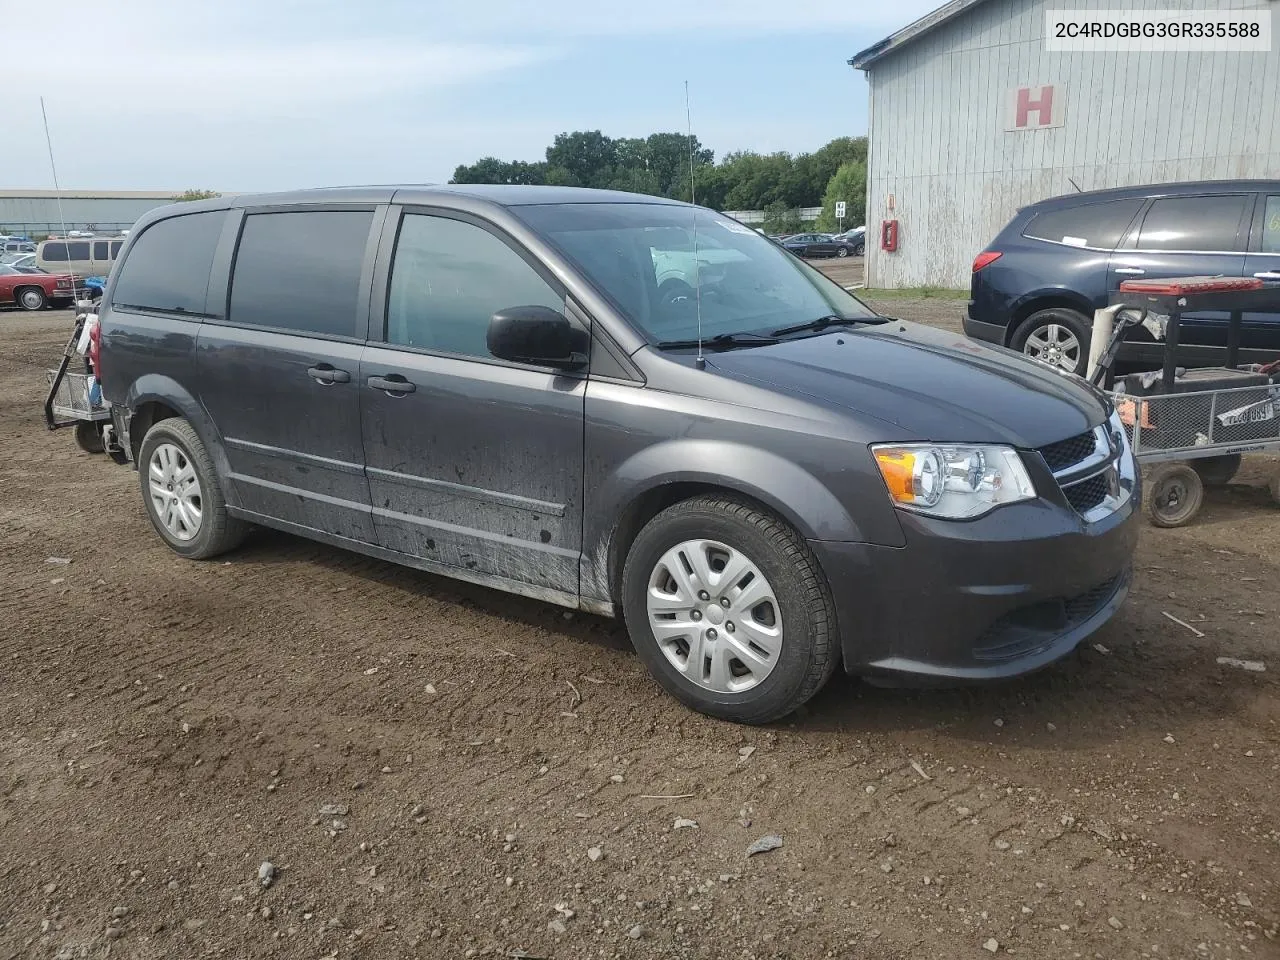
xmin=487 ymin=305 xmax=587 ymax=370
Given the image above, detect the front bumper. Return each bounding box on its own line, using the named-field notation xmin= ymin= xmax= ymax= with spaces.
xmin=811 ymin=486 xmax=1140 ymax=684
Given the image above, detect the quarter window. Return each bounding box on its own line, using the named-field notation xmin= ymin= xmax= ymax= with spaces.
xmin=110 ymin=211 xmax=226 ymax=314
xmin=1262 ymin=195 xmax=1280 ymax=254
xmin=1137 ymin=195 xmax=1248 ymax=252
xmin=1023 ymin=199 xmax=1144 ymax=250
xmin=229 ymin=210 xmax=374 ymax=338
xmin=386 ymin=214 xmax=563 ymax=359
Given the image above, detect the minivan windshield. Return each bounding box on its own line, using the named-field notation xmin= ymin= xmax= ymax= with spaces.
xmin=515 ymin=202 xmax=877 ymax=347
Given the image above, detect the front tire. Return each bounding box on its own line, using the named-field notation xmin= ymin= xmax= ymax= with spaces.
xmin=17 ymin=287 xmax=47 ymax=311
xmin=138 ymin=418 xmax=247 ymax=559
xmin=836 ymin=246 xmax=849 ymax=258
xmin=622 ymin=496 xmax=838 ymax=724
xmin=1013 ymin=307 xmax=1091 ymax=376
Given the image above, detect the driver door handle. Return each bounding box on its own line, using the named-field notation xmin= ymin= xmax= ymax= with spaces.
xmin=1114 ymin=267 xmax=1145 ymax=275
xmin=307 ymin=364 xmax=350 ymax=384
xmin=367 ymin=374 xmax=416 ymax=395
xmin=1254 ymin=271 xmax=1280 ymax=280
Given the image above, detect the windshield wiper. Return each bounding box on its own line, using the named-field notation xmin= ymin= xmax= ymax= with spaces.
xmin=770 ymin=314 xmax=888 ymax=337
xmin=655 ymin=332 xmax=781 ymax=351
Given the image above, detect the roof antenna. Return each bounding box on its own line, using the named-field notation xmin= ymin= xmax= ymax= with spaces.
xmin=39 ymin=97 xmax=76 ymax=289
xmin=685 ymin=80 xmax=705 ymax=371
xmin=1067 ymin=176 xmax=1083 ymax=193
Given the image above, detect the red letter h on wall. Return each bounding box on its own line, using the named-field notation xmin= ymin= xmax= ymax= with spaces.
xmin=1016 ymin=85 xmax=1054 ymax=128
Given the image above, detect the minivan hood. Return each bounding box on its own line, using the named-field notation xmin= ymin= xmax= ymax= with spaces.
xmin=706 ymin=322 xmax=1107 ymax=448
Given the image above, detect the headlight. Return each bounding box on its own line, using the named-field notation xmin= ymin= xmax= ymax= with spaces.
xmin=872 ymin=443 xmax=1036 ymax=519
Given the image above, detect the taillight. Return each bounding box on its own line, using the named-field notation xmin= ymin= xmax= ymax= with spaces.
xmin=88 ymin=320 xmax=102 ymax=377
xmin=972 ymin=251 xmax=1002 ymax=272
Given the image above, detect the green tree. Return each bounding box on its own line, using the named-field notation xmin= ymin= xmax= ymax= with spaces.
xmin=815 ymin=160 xmax=867 ymax=233
xmin=545 ymin=131 xmax=617 ymax=188
xmin=174 ymin=189 xmax=219 ymax=201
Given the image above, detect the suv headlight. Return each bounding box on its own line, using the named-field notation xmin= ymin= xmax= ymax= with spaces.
xmin=872 ymin=443 xmax=1036 ymax=519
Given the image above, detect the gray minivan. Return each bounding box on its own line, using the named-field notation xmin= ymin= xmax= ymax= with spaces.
xmin=97 ymin=186 xmax=1140 ymax=723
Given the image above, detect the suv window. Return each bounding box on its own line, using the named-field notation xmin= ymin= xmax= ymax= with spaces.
xmin=229 ymin=211 xmax=373 ymax=338
xmin=42 ymin=242 xmax=68 ymax=261
xmin=1137 ymin=195 xmax=1248 ymax=252
xmin=386 ymin=214 xmax=563 ymax=358
xmin=66 ymin=241 xmax=91 ymax=260
xmin=93 ymin=241 xmax=109 ymax=260
xmin=111 ymin=211 xmax=226 ymax=315
xmin=110 ymin=240 xmax=124 ymax=258
xmin=1262 ymin=195 xmax=1280 ymax=254
xmin=1023 ymin=199 xmax=1143 ymax=250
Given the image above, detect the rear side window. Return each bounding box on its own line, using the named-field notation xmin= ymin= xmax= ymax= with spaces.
xmin=110 ymin=240 xmax=123 ymax=258
xmin=111 ymin=211 xmax=226 ymax=314
xmin=1023 ymin=200 xmax=1143 ymax=250
xmin=66 ymin=241 xmax=90 ymax=260
xmin=229 ymin=210 xmax=373 ymax=338
xmin=93 ymin=241 xmax=109 ymax=260
xmin=1137 ymin=195 xmax=1248 ymax=252
xmin=42 ymin=242 xmax=68 ymax=261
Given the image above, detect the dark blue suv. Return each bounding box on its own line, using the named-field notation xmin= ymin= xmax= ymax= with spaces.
xmin=966 ymin=180 xmax=1280 ymax=375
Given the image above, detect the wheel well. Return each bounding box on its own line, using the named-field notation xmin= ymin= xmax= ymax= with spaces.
xmin=1009 ymin=296 xmax=1092 ymax=340
xmin=13 ymin=284 xmax=42 ymax=299
xmin=128 ymin=401 xmax=182 ymax=462
xmin=605 ymin=482 xmax=784 ymax=606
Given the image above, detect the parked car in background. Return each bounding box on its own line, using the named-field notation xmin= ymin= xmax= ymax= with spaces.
xmin=98 ymin=186 xmax=1137 ymax=724
xmin=834 ymin=226 xmax=866 ymax=255
xmin=37 ymin=236 xmax=126 ymax=278
xmin=2 ymin=238 xmax=36 ymax=256
xmin=967 ymin=180 xmax=1280 ymax=374
xmin=0 ymin=263 xmax=79 ymax=310
xmin=782 ymin=233 xmax=860 ymax=259
xmin=6 ymin=254 xmax=38 ymax=272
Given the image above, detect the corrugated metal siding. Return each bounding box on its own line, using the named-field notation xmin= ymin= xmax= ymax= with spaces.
xmin=863 ymin=0 xmax=1280 ymax=288
xmin=0 ymin=196 xmax=176 ymax=232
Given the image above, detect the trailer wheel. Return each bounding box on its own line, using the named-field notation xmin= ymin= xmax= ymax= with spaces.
xmin=1145 ymin=463 xmax=1203 ymax=528
xmin=74 ymin=420 xmax=105 ymax=454
xmin=1192 ymin=454 xmax=1241 ymax=486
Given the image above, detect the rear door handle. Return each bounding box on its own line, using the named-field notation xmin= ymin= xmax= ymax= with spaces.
xmin=367 ymin=374 xmax=416 ymax=395
xmin=1114 ymin=267 xmax=1145 ymax=275
xmin=1254 ymin=271 xmax=1280 ymax=280
xmin=307 ymin=364 xmax=351 ymax=384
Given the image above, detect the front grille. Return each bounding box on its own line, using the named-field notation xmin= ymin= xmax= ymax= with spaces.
xmin=1062 ymin=472 xmax=1110 ymax=514
xmin=973 ymin=572 xmax=1126 ymax=662
xmin=1038 ymin=430 xmax=1098 ymax=472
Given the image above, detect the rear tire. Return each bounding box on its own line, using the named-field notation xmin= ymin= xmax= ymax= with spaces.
xmin=17 ymin=287 xmax=46 ymax=311
xmin=1013 ymin=307 xmax=1090 ymax=376
xmin=138 ymin=418 xmax=247 ymax=559
xmin=1144 ymin=462 xmax=1203 ymax=528
xmin=621 ymin=495 xmax=838 ymax=724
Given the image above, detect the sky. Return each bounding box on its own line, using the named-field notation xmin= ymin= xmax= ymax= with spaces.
xmin=4 ymin=0 xmax=941 ymax=192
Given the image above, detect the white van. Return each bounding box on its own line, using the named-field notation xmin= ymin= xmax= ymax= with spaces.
xmin=37 ymin=237 xmax=126 ymax=277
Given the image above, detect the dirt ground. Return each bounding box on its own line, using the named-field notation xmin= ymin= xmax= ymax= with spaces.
xmin=0 ymin=302 xmax=1276 ymax=960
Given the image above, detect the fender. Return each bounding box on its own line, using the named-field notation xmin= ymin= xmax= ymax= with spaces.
xmin=1009 ymin=287 xmax=1099 ymax=336
xmin=123 ymin=375 xmax=240 ymax=508
xmin=582 ymin=438 xmax=899 ymax=608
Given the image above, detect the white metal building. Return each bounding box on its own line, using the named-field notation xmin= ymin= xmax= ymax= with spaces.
xmin=0 ymin=190 xmax=185 ymax=236
xmin=851 ymin=0 xmax=1280 ymax=289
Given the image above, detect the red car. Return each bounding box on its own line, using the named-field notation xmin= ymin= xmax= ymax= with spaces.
xmin=0 ymin=263 xmax=78 ymax=311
